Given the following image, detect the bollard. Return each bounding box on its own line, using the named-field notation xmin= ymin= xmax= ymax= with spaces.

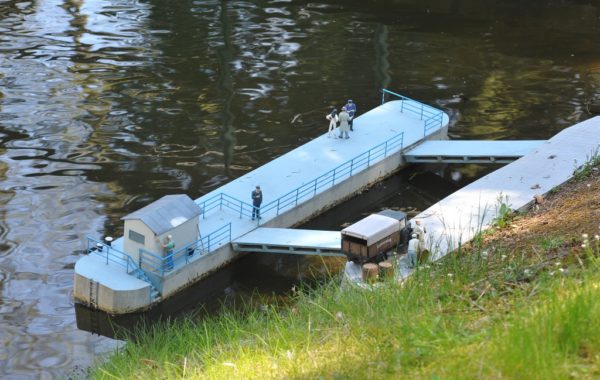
xmin=378 ymin=262 xmax=394 ymax=280
xmin=104 ymin=236 xmax=113 ymax=247
xmin=362 ymin=263 xmax=378 ymax=284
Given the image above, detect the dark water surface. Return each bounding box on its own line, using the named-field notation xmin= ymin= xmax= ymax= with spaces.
xmin=0 ymin=0 xmax=598 ymax=377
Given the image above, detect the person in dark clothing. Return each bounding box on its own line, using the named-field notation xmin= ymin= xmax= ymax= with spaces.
xmin=251 ymin=185 xmax=263 ymax=220
xmin=345 ymin=99 xmax=357 ymax=131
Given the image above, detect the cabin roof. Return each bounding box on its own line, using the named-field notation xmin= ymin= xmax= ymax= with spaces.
xmin=122 ymin=194 xmax=202 ymax=236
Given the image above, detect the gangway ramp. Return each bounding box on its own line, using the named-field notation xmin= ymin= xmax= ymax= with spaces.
xmin=403 ymin=140 xmax=545 ymax=164
xmin=232 ymin=228 xmax=345 ymax=257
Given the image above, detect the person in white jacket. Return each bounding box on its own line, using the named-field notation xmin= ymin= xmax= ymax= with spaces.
xmin=407 ymin=234 xmax=420 ymax=268
xmin=326 ymin=108 xmax=338 ymax=138
xmin=413 ymin=220 xmax=427 ymax=246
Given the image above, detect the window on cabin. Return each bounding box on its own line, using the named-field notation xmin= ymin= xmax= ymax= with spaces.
xmin=129 ymin=230 xmax=145 ymax=245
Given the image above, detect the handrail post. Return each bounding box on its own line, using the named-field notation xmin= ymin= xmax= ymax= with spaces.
xmin=239 ymin=202 xmax=243 ymax=218
xmin=219 ymin=193 xmax=223 ymax=211
xmin=381 ymin=90 xmax=385 ymax=104
xmin=295 ymin=188 xmax=299 ymax=206
xmin=332 ymin=168 xmax=336 ymax=186
xmin=313 ymin=180 xmax=317 ymax=196
xmin=384 ymin=141 xmax=388 ymax=157
xmin=350 ymin=159 xmax=354 ymax=176
xmin=277 ymin=198 xmax=280 ymax=215
xmin=367 ymin=150 xmax=371 ymax=167
xmin=208 ymin=235 xmax=211 ymax=253
xmin=420 ymin=103 xmax=424 ymax=120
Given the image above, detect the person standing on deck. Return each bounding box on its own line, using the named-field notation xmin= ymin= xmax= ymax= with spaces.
xmin=157 ymin=235 xmax=175 ymax=271
xmin=326 ymin=108 xmax=338 ymax=138
xmin=338 ymin=106 xmax=350 ymax=139
xmin=413 ymin=219 xmax=427 ymax=246
xmin=251 ymin=185 xmax=263 ymax=220
xmin=406 ymin=234 xmax=420 ymax=268
xmin=345 ymin=99 xmax=357 ymax=131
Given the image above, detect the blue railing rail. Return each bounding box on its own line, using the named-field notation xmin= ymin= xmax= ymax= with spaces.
xmin=87 ymin=237 xmax=161 ymax=294
xmin=87 ymin=237 xmax=138 ymax=274
xmin=381 ymin=89 xmax=444 ymax=137
xmin=198 ymin=130 xmax=405 ymax=225
xmin=261 ymin=130 xmax=404 ymax=218
xmin=201 ymin=193 xmax=255 ymax=220
xmin=139 ymin=223 xmax=232 ymax=276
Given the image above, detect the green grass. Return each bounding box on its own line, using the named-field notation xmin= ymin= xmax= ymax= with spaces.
xmin=90 ymin=234 xmax=600 ymax=380
xmin=573 ymin=150 xmax=600 ymax=182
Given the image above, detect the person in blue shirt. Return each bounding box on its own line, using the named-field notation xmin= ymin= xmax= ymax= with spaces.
xmin=345 ymin=99 xmax=357 ymax=131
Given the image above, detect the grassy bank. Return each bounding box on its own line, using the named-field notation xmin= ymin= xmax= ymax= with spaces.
xmin=91 ymin=164 xmax=600 ymax=380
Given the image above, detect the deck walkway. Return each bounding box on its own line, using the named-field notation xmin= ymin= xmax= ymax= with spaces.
xmin=192 ymin=98 xmax=448 ymax=252
xmin=403 ymin=140 xmax=545 ymax=163
xmin=232 ymin=228 xmax=343 ymax=257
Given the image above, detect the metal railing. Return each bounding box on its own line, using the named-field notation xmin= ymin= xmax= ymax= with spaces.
xmin=201 ymin=193 xmax=256 ymax=220
xmin=199 ymin=129 xmax=405 ymax=224
xmin=87 ymin=237 xmax=139 ymax=274
xmin=381 ymin=89 xmax=444 ymax=137
xmin=139 ymin=222 xmax=232 ymax=276
xmin=86 ymin=237 xmax=160 ymax=295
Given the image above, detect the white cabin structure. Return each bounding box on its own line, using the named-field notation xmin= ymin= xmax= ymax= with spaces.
xmin=121 ymin=194 xmax=202 ymax=263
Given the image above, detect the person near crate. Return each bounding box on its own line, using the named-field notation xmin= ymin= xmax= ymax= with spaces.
xmin=251 ymin=185 xmax=263 ymax=220
xmin=406 ymin=234 xmax=420 ymax=268
xmin=157 ymin=234 xmax=175 ymax=271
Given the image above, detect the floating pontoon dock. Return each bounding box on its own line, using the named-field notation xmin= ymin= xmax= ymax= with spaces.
xmin=75 ymin=89 xmax=571 ymax=314
xmin=74 ymin=90 xmax=451 ymax=314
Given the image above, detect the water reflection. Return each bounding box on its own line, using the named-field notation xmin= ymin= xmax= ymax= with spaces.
xmin=0 ymin=0 xmax=599 ymax=377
